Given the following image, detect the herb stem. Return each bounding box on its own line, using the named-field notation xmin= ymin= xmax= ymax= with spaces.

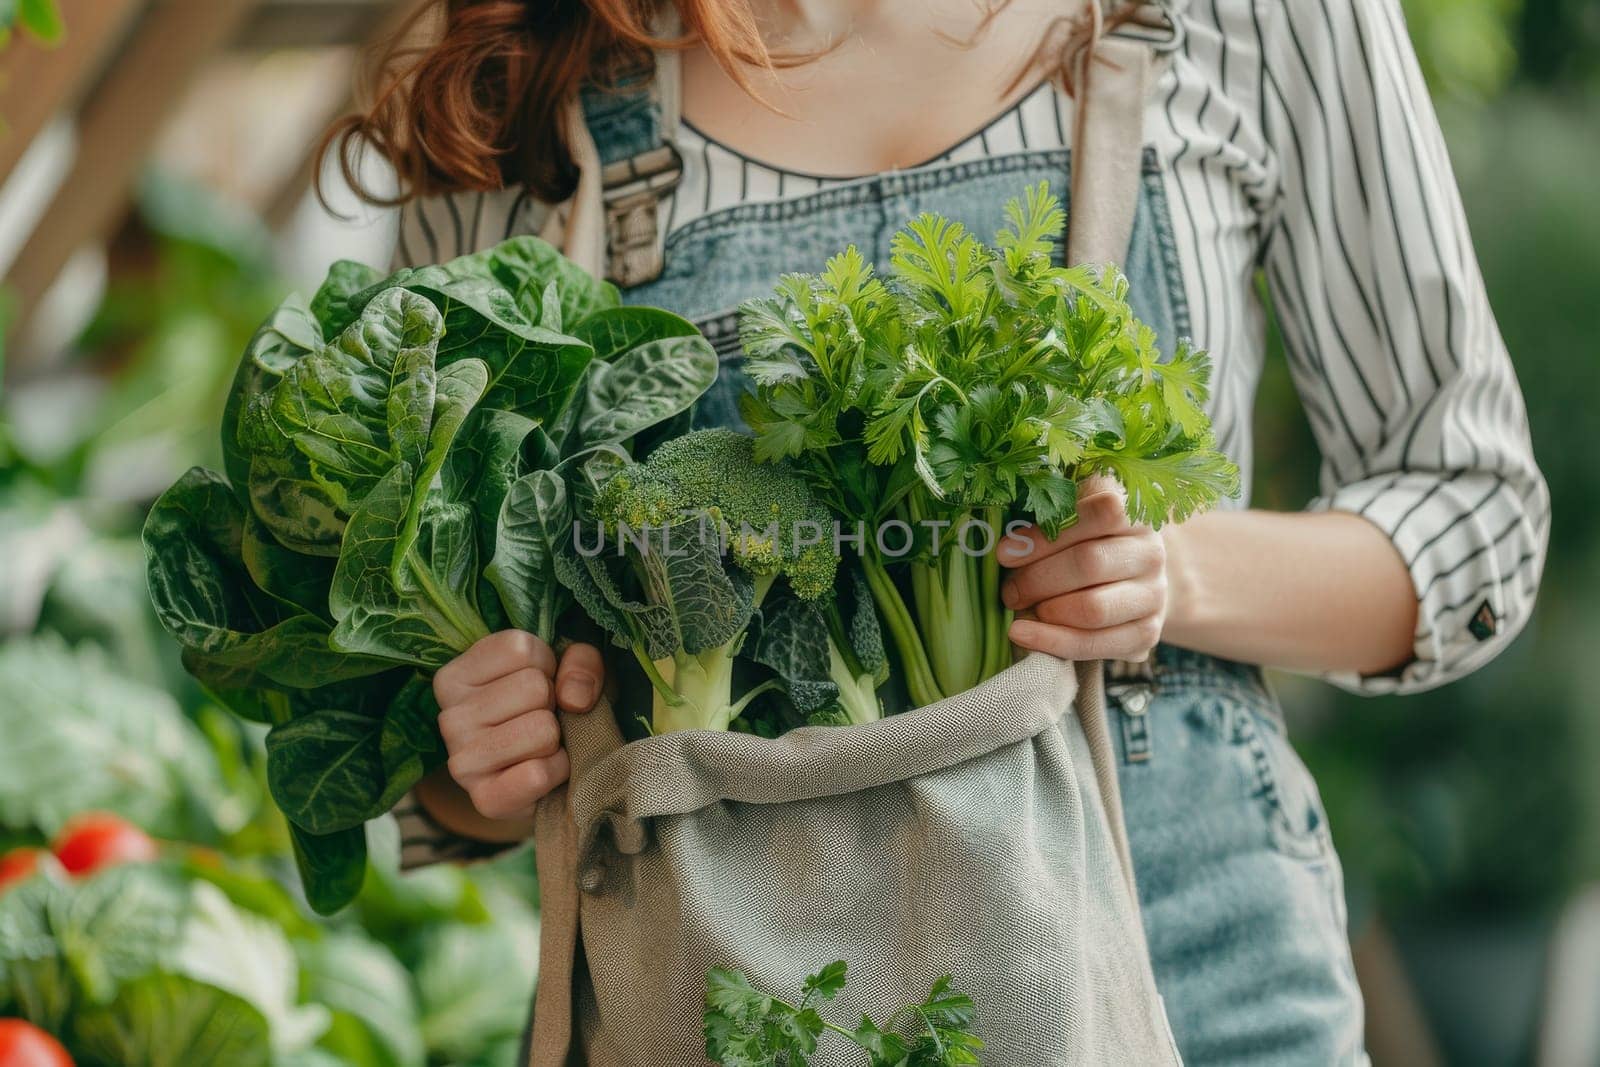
xmin=861 ymin=554 xmax=943 ymax=708
xmin=979 ymin=504 xmax=1014 ymax=682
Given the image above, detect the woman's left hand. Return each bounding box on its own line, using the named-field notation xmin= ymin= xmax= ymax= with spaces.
xmin=998 ymin=475 xmax=1170 ymax=662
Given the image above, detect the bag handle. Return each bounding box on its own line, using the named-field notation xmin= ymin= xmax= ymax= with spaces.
xmin=1062 ymin=10 xmax=1159 ymax=903
xmin=528 ymin=666 xmax=630 ymax=1067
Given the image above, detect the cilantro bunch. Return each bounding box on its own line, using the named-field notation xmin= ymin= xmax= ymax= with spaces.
xmin=738 ymin=183 xmax=1239 ymax=706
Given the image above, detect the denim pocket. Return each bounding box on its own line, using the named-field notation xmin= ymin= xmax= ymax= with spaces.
xmin=1217 ymin=693 xmax=1332 ymax=863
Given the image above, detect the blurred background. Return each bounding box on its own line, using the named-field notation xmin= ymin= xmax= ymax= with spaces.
xmin=0 ymin=1 xmax=1595 ymax=1064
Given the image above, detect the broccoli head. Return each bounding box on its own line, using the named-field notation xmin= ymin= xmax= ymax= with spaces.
xmin=592 ymin=428 xmax=838 ymax=599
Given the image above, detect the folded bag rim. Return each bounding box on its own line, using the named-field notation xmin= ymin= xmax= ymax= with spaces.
xmin=562 ymin=651 xmax=1080 ymax=834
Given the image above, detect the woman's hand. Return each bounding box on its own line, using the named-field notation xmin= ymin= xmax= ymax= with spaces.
xmin=415 ymin=632 xmax=604 ymax=839
xmin=998 ymin=476 xmax=1171 ymax=662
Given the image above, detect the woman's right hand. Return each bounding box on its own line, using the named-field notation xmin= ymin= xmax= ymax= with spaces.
xmin=418 ymin=631 xmax=605 ymax=835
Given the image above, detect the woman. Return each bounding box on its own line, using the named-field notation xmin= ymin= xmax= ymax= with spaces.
xmin=332 ymin=0 xmax=1549 ymax=1062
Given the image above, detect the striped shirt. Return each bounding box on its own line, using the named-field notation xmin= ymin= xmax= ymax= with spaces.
xmin=399 ymin=0 xmax=1548 ymax=698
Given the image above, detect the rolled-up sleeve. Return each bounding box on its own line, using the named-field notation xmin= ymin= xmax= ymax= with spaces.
xmin=1256 ymin=0 xmax=1550 ymax=694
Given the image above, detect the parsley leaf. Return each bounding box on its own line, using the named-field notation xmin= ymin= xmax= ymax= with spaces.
xmin=705 ymin=963 xmax=985 ymax=1067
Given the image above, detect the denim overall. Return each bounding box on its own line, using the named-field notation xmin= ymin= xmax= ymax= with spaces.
xmin=581 ymin=68 xmax=1367 ymax=1067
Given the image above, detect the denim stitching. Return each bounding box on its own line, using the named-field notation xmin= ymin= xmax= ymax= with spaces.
xmin=1229 ymin=702 xmax=1326 ymax=860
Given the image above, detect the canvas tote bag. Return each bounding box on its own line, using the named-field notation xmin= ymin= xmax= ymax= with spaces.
xmin=529 ymin=10 xmax=1181 ymax=1065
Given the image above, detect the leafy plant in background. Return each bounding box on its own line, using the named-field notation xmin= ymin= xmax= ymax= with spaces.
xmin=3 ymin=174 xmax=290 ymax=504
xmin=0 ymin=0 xmax=63 ymax=50
xmin=143 ymin=236 xmax=716 ymax=912
xmin=0 ymin=637 xmax=238 ymax=845
xmin=0 ymin=816 xmax=542 ymax=1067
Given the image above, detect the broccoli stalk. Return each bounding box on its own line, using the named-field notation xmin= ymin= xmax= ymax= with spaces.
xmin=820 ymin=599 xmax=889 ymax=726
xmin=580 ymin=429 xmax=881 ymax=734
xmin=637 ymin=572 xmax=783 ymax=735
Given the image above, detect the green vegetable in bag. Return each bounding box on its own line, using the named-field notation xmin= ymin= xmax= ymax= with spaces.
xmin=561 ymin=429 xmax=885 ymax=735
xmin=738 ymin=182 xmax=1239 ymax=706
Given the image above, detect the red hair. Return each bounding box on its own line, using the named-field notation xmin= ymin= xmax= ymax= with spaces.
xmin=320 ymin=0 xmax=1134 ymax=208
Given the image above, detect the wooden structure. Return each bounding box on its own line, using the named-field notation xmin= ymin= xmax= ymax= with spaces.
xmin=0 ymin=0 xmax=415 ymax=354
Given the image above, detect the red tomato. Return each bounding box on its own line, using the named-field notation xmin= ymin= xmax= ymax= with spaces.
xmin=0 ymin=1019 xmax=73 ymax=1067
xmin=50 ymin=813 xmax=157 ymax=877
xmin=0 ymin=850 xmax=48 ymax=893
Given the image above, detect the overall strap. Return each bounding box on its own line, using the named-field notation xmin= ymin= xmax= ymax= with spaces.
xmin=566 ymin=14 xmax=685 ymax=288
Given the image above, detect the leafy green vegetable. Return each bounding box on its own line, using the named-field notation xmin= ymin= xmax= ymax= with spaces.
xmin=265 ymin=676 xmax=442 ymax=836
xmin=0 ymin=0 xmax=65 ymax=47
xmin=411 ymin=886 xmax=539 ymax=1064
xmin=239 ymin=287 xmax=489 ymax=558
xmin=73 ymin=973 xmax=272 ymax=1067
xmin=562 ymin=428 xmax=883 ymax=733
xmin=704 ymin=961 xmax=983 ymax=1066
xmin=145 ymin=234 xmax=716 ymax=910
xmin=288 ymin=823 xmax=369 ymax=918
xmin=169 ymin=881 xmax=330 ymax=1052
xmin=144 ymin=467 xmax=388 ymax=699
xmin=739 ymin=182 xmax=1239 ymax=705
xmin=344 ymin=237 xmax=607 ymax=413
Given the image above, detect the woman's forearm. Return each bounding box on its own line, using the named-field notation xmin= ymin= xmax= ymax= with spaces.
xmin=1161 ymin=509 xmax=1418 ymax=677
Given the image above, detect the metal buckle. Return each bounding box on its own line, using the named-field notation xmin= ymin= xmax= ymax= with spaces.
xmin=1106 ymin=658 xmax=1157 ymax=764
xmin=600 ymin=143 xmax=684 ymax=287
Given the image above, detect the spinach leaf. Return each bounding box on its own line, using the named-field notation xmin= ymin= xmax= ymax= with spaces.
xmin=221 ymin=295 xmax=322 ymax=496
xmin=573 ymin=334 xmax=718 ymax=450
xmin=348 ymin=237 xmax=603 ymax=416
xmin=242 ymin=289 xmax=489 ymax=557
xmin=289 ymin=823 xmax=368 ymax=917
xmin=329 ymin=466 xmax=490 ymax=668
xmin=485 ymin=469 xmax=571 ymax=639
xmin=266 ymin=677 xmax=443 ymax=835
xmin=569 ymin=305 xmax=698 ymax=361
xmin=311 ymin=259 xmax=385 ymax=337
xmin=143 ymin=467 xmax=387 ymax=695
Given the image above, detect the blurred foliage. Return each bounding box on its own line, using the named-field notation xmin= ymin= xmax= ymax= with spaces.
xmin=1401 ymin=0 xmax=1600 ymax=101
xmin=1264 ymin=5 xmax=1600 ymax=917
xmin=0 ymin=0 xmax=63 ymax=50
xmin=1402 ymin=0 xmax=1524 ymax=102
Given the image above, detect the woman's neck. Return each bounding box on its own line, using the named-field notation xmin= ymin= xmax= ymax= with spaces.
xmin=753 ymin=0 xmax=882 ymax=50
xmin=681 ymin=0 xmax=1062 ymax=177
